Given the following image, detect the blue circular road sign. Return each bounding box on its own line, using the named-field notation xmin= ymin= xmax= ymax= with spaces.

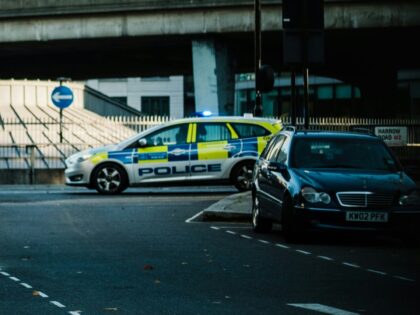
xmin=51 ymin=85 xmax=74 ymax=109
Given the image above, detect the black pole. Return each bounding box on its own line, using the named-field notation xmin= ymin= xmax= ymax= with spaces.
xmin=303 ymin=67 xmax=309 ymax=129
xmin=59 ymin=79 xmax=63 ymax=143
xmin=291 ymin=69 xmax=296 ymax=126
xmin=254 ymin=0 xmax=263 ymax=117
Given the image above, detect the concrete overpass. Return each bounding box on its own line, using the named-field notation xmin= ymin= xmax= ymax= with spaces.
xmin=0 ymin=0 xmax=419 ymax=116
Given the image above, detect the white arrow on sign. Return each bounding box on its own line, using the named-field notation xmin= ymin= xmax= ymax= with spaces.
xmin=52 ymin=92 xmax=73 ymax=103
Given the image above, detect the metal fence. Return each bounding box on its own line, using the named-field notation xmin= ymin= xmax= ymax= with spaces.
xmin=1 ymin=116 xmax=420 ymax=170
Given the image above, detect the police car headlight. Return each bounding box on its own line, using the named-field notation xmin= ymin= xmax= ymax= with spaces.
xmin=301 ymin=187 xmax=331 ymax=204
xmin=68 ymin=153 xmax=93 ymax=165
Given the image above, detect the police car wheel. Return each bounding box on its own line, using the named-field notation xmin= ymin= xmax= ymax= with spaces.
xmin=92 ymin=163 xmax=127 ymax=195
xmin=232 ymin=161 xmax=254 ymax=192
xmin=252 ymin=193 xmax=272 ymax=233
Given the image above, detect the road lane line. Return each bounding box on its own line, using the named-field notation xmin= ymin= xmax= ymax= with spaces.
xmin=275 ymin=243 xmax=290 ymax=249
xmin=210 ymin=226 xmax=220 ymax=230
xmin=367 ymin=269 xmax=387 ymax=276
xmin=258 ymin=239 xmax=270 ymax=244
xmin=288 ymin=303 xmax=360 ymax=315
xmin=295 ymin=249 xmax=311 ymax=255
xmin=318 ymin=256 xmax=334 ymax=261
xmin=342 ymin=262 xmax=360 ymax=269
xmin=69 ymin=312 xmax=82 ymax=315
xmin=0 ymin=271 xmax=10 ymax=276
xmin=20 ymin=283 xmax=32 ymax=289
xmin=393 ymin=275 xmax=415 ymax=282
xmin=50 ymin=301 xmax=66 ymax=308
xmin=240 ymin=234 xmax=253 ymax=239
xmin=226 ymin=230 xmax=237 ymax=235
xmin=9 ymin=276 xmax=20 ymax=281
xmin=185 ymin=211 xmax=203 ymax=223
xmin=38 ymin=291 xmax=49 ymax=298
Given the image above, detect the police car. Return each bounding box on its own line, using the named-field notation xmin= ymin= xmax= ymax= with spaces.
xmin=65 ymin=117 xmax=282 ymax=194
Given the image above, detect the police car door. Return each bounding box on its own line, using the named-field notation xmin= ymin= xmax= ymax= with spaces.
xmin=133 ymin=123 xmax=190 ymax=183
xmin=190 ymin=122 xmax=233 ymax=180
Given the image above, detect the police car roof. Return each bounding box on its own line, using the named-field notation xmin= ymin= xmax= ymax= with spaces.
xmin=165 ymin=116 xmax=280 ymax=125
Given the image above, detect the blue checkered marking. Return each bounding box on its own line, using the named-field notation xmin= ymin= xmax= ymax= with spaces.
xmin=109 ymin=149 xmax=134 ymax=164
xmin=190 ymin=143 xmax=198 ymax=161
xmin=227 ymin=139 xmax=242 ymax=158
xmin=138 ymin=152 xmax=168 ymax=161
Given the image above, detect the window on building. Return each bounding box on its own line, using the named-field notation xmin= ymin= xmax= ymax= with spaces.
xmin=141 ymin=96 xmax=170 ymax=116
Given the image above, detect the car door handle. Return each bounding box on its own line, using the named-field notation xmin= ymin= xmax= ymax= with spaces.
xmin=169 ymin=149 xmax=187 ymax=156
xmin=224 ymin=144 xmax=236 ymax=151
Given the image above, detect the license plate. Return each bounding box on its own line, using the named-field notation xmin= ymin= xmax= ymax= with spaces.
xmin=346 ymin=211 xmax=388 ymax=222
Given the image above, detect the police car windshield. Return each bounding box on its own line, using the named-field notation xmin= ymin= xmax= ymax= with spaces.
xmin=292 ymin=137 xmax=400 ymax=172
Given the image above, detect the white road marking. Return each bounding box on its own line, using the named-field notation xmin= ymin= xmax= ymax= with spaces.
xmin=342 ymin=262 xmax=360 ymax=268
xmin=226 ymin=230 xmax=237 ymax=235
xmin=0 ymin=271 xmax=10 ymax=276
xmin=258 ymin=239 xmax=270 ymax=244
xmin=210 ymin=226 xmax=220 ymax=230
xmin=393 ymin=275 xmax=415 ymax=282
xmin=185 ymin=211 xmax=203 ymax=223
xmin=275 ymin=243 xmax=290 ymax=249
xmin=241 ymin=234 xmax=253 ymax=239
xmin=50 ymin=301 xmax=66 ymax=308
xmin=318 ymin=256 xmax=334 ymax=261
xmin=367 ymin=269 xmax=387 ymax=276
xmin=288 ymin=303 xmax=360 ymax=315
xmin=295 ymin=249 xmax=311 ymax=255
xmin=38 ymin=291 xmax=49 ymax=298
xmin=20 ymin=283 xmax=32 ymax=289
xmin=9 ymin=276 xmax=20 ymax=281
xmin=69 ymin=312 xmax=82 ymax=315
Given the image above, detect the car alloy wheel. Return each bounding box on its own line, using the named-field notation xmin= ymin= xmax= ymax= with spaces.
xmin=233 ymin=162 xmax=254 ymax=191
xmin=93 ymin=163 xmax=127 ymax=194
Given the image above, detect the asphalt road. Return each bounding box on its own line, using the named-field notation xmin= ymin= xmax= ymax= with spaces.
xmin=0 ymin=186 xmax=419 ymax=315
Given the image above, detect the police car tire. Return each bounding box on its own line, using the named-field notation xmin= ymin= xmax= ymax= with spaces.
xmin=252 ymin=193 xmax=272 ymax=233
xmin=92 ymin=163 xmax=128 ymax=195
xmin=231 ymin=161 xmax=255 ymax=192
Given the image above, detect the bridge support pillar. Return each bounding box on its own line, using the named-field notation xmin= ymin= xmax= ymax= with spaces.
xmin=192 ymin=39 xmax=234 ymax=115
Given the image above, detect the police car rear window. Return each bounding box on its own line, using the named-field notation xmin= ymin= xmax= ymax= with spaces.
xmin=231 ymin=123 xmax=270 ymax=138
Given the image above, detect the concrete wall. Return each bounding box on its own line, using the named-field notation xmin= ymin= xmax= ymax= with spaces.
xmin=0 ymin=2 xmax=419 ymax=43
xmin=0 ymin=169 xmax=64 ymax=184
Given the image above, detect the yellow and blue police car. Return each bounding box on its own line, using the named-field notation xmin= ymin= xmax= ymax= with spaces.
xmin=65 ymin=116 xmax=282 ymax=194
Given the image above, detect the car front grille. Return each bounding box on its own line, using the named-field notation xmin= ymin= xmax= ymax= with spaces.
xmin=336 ymin=192 xmax=394 ymax=208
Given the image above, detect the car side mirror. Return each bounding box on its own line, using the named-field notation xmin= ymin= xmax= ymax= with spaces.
xmin=267 ymin=161 xmax=286 ymax=172
xmin=138 ymin=138 xmax=147 ymax=147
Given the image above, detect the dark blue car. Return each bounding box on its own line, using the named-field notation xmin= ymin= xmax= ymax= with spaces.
xmin=251 ymin=128 xmax=419 ymax=242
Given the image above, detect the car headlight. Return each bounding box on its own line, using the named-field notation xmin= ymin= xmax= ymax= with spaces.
xmin=301 ymin=187 xmax=331 ymax=204
xmin=68 ymin=153 xmax=93 ymax=165
xmin=399 ymin=192 xmax=417 ymax=206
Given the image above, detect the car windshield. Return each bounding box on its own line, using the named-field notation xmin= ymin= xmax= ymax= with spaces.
xmin=292 ymin=137 xmax=400 ymax=172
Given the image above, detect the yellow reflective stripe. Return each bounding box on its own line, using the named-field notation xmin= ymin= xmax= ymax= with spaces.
xmin=137 ymin=146 xmax=168 ymax=163
xmin=226 ymin=123 xmax=239 ymax=139
xmin=257 ymin=136 xmax=269 ymax=155
xmin=191 ymin=124 xmax=197 ymax=143
xmin=197 ymin=141 xmax=228 ymax=160
xmin=90 ymin=152 xmax=108 ymax=164
xmin=187 ymin=124 xmax=193 ymax=143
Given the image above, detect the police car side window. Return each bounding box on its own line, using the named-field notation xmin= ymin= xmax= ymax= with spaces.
xmin=231 ymin=123 xmax=270 ymax=138
xmin=196 ymin=123 xmax=231 ymax=142
xmin=143 ymin=124 xmax=188 ymax=147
